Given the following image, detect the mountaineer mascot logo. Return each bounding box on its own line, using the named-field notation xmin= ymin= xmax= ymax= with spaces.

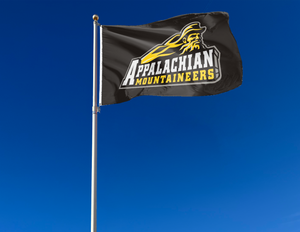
xmin=120 ymin=22 xmax=222 ymax=89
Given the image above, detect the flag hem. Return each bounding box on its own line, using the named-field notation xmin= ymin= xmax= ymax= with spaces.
xmin=99 ymin=25 xmax=103 ymax=106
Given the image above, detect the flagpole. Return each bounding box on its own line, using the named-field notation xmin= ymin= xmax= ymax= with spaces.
xmin=91 ymin=14 xmax=99 ymax=232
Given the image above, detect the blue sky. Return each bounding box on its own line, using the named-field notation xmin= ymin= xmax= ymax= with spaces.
xmin=0 ymin=0 xmax=300 ymax=232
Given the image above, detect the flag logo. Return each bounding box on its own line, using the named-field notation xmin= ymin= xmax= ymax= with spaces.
xmin=120 ymin=22 xmax=222 ymax=89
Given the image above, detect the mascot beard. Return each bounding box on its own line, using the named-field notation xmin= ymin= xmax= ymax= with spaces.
xmin=141 ymin=22 xmax=207 ymax=64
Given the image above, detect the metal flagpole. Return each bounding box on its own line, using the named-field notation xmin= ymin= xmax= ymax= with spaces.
xmin=91 ymin=14 xmax=99 ymax=232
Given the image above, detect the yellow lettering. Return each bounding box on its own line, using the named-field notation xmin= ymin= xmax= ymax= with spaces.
xmin=135 ymin=78 xmax=142 ymax=85
xmin=208 ymin=69 xmax=214 ymax=80
xmin=166 ymin=74 xmax=172 ymax=83
xmin=185 ymin=72 xmax=191 ymax=81
xmin=177 ymin=73 xmax=184 ymax=82
xmin=200 ymin=70 xmax=207 ymax=80
xmin=154 ymin=76 xmax=160 ymax=84
xmin=142 ymin=78 xmax=147 ymax=85
xmin=148 ymin=77 xmax=153 ymax=84
xmin=192 ymin=71 xmax=198 ymax=81
xmin=160 ymin=75 xmax=166 ymax=83
xmin=173 ymin=74 xmax=177 ymax=82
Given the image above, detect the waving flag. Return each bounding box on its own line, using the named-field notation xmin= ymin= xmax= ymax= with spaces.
xmin=99 ymin=12 xmax=242 ymax=105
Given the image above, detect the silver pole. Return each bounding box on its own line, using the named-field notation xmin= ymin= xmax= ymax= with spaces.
xmin=91 ymin=14 xmax=99 ymax=232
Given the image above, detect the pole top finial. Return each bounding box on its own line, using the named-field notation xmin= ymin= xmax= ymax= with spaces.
xmin=93 ymin=15 xmax=99 ymax=21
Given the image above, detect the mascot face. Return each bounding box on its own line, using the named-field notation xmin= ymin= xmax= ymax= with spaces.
xmin=141 ymin=22 xmax=207 ymax=64
xmin=185 ymin=33 xmax=200 ymax=44
xmin=181 ymin=32 xmax=201 ymax=54
xmin=170 ymin=22 xmax=206 ymax=55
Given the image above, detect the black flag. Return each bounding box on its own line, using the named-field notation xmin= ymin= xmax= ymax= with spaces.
xmin=100 ymin=12 xmax=242 ymax=105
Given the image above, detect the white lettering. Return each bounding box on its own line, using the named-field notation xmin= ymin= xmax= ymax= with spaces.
xmin=187 ymin=54 xmax=193 ymax=70
xmin=123 ymin=59 xmax=138 ymax=86
xmin=193 ymin=52 xmax=202 ymax=69
xmin=155 ymin=61 xmax=163 ymax=75
xmin=171 ymin=57 xmax=178 ymax=73
xmin=142 ymin=63 xmax=150 ymax=77
xmin=178 ymin=55 xmax=187 ymax=72
xmin=136 ymin=64 xmax=144 ymax=77
xmin=203 ymin=49 xmax=213 ymax=68
xmin=148 ymin=62 xmax=156 ymax=76
xmin=162 ymin=59 xmax=170 ymax=74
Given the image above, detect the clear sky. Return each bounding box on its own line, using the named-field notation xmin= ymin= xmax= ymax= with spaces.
xmin=0 ymin=0 xmax=300 ymax=232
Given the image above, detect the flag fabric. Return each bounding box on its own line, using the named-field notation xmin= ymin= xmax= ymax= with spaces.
xmin=100 ymin=12 xmax=242 ymax=106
